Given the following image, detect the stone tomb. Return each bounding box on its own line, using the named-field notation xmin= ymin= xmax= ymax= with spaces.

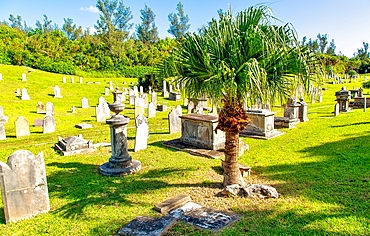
xmin=335 ymin=87 xmax=351 ymax=112
xmin=55 ymin=134 xmax=95 ymax=156
xmin=43 ymin=114 xmax=56 ymax=134
xmin=134 ymin=114 xmax=149 ymax=152
xmin=240 ymin=109 xmax=284 ymax=139
xmin=15 ymin=116 xmax=30 ymax=138
xmin=168 ymin=106 xmax=182 ymax=134
xmin=0 ymin=150 xmax=50 ymax=223
xmin=169 ymin=92 xmax=181 ymax=101
xmin=36 ymin=101 xmax=45 ymax=114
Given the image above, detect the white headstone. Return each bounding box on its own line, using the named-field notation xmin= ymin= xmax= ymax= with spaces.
xmin=151 ymin=92 xmax=157 ymax=106
xmin=53 ymin=85 xmax=62 ymax=98
xmin=15 ymin=116 xmax=30 ymax=138
xmin=129 ymin=95 xmax=135 ymax=105
xmin=187 ymin=101 xmax=195 ymax=114
xmin=81 ymin=97 xmax=89 ymax=108
xmin=105 ymin=87 xmax=110 ymax=96
xmin=135 ymin=97 xmax=145 ymax=118
xmin=148 ymin=102 xmax=156 ymax=118
xmin=0 ymin=73 xmax=3 ymax=81
xmin=0 ymin=123 xmax=6 ymax=140
xmin=134 ymin=114 xmax=149 ymax=152
xmin=71 ymin=106 xmax=77 ymax=113
xmin=21 ymin=88 xmax=30 ymax=100
xmin=45 ymin=102 xmax=54 ymax=115
xmin=109 ymin=81 xmax=113 ymax=90
xmin=43 ymin=114 xmax=56 ymax=134
xmin=334 ymin=103 xmax=340 ymax=116
xmin=96 ymin=104 xmax=106 ymax=122
xmin=168 ymin=108 xmax=182 ymax=134
xmin=134 ymin=86 xmax=138 ymax=96
xmin=62 ymin=77 xmax=66 ymax=83
xmin=139 ymin=86 xmax=144 ymax=95
xmin=79 ymin=77 xmax=83 ymax=84
xmin=71 ymin=76 xmax=74 ymax=83
xmin=22 ymin=73 xmax=27 ymax=81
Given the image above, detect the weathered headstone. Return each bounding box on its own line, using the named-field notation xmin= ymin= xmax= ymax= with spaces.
xmin=21 ymin=88 xmax=30 ymax=100
xmin=62 ymin=77 xmax=66 ymax=83
xmin=36 ymin=101 xmax=45 ymax=114
xmin=105 ymin=87 xmax=110 ymax=96
xmin=162 ymin=81 xmax=168 ymax=97
xmin=0 ymin=150 xmax=50 ymax=223
xmin=22 ymin=73 xmax=27 ymax=81
xmin=96 ymin=104 xmax=106 ymax=122
xmin=53 ymin=85 xmax=62 ymax=98
xmin=148 ymin=102 xmax=156 ymax=118
xmin=116 ymin=216 xmax=176 ymax=236
xmin=151 ymin=91 xmax=157 ymax=106
xmin=15 ymin=116 xmax=30 ymax=138
xmin=142 ymin=94 xmax=149 ymax=108
xmin=71 ymin=76 xmax=75 ymax=83
xmin=34 ymin=118 xmax=43 ymax=127
xmin=168 ymin=108 xmax=182 ymax=134
xmin=139 ymin=86 xmax=143 ymax=95
xmin=134 ymin=114 xmax=149 ymax=152
xmin=43 ymin=114 xmax=56 ymax=134
xmin=109 ymin=81 xmax=113 ymax=90
xmin=187 ymin=101 xmax=195 ymax=114
xmin=0 ymin=123 xmax=5 ymax=140
xmin=134 ymin=97 xmax=145 ymax=118
xmin=0 ymin=106 xmax=8 ymax=123
xmin=79 ymin=77 xmax=83 ymax=84
xmin=183 ymin=98 xmax=189 ymax=107
xmin=45 ymin=102 xmax=54 ymax=115
xmin=133 ymin=86 xmax=138 ymax=96
xmin=55 ymin=134 xmax=95 ymax=156
xmin=81 ymin=97 xmax=89 ymax=108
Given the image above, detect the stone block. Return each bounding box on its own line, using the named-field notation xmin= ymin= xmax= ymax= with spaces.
xmin=155 ymin=194 xmax=191 ymax=214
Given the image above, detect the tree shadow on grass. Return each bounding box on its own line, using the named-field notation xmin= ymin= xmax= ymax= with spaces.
xmin=46 ymin=162 xmax=219 ymax=221
xmin=331 ymin=121 xmax=370 ymax=128
xmin=248 ymin=134 xmax=370 ymax=234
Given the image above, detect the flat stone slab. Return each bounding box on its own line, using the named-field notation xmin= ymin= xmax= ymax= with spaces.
xmin=169 ymin=202 xmax=241 ymax=232
xmin=116 ymin=215 xmax=177 ymax=236
xmin=239 ymin=130 xmax=285 ymax=140
xmin=274 ymin=117 xmax=300 ymax=129
xmin=162 ymin=138 xmax=225 ymax=159
xmin=75 ymin=123 xmax=92 ymax=129
xmin=155 ymin=194 xmax=191 ymax=214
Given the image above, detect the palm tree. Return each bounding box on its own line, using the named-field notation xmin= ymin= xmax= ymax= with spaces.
xmin=158 ymin=6 xmax=322 ymax=188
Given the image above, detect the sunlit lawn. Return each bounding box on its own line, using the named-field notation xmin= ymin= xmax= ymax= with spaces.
xmin=0 ymin=64 xmax=369 ymax=235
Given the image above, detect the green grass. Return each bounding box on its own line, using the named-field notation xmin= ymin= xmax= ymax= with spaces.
xmin=0 ymin=64 xmax=369 ymax=235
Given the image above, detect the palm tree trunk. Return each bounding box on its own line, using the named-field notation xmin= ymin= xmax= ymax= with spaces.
xmin=223 ymin=130 xmax=245 ymax=187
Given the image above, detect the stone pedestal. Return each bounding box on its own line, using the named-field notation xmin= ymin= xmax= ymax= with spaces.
xmin=99 ymin=90 xmax=141 ymax=176
xmin=335 ymin=87 xmax=351 ymax=112
xmin=298 ymin=97 xmax=309 ymax=122
xmin=179 ymin=114 xmax=225 ymax=150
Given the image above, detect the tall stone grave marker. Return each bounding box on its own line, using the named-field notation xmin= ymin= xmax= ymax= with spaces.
xmin=129 ymin=89 xmax=135 ymax=105
xmin=142 ymin=94 xmax=149 ymax=108
xmin=0 ymin=150 xmax=50 ymax=223
xmin=79 ymin=77 xmax=83 ymax=84
xmin=62 ymin=77 xmax=66 ymax=83
xmin=151 ymin=91 xmax=157 ymax=106
xmin=98 ymin=96 xmax=110 ymax=118
xmin=133 ymin=86 xmax=138 ymax=96
xmin=105 ymin=87 xmax=110 ymax=96
xmin=22 ymin=73 xmax=27 ymax=81
xmin=71 ymin=76 xmax=74 ymax=83
xmin=109 ymin=81 xmax=113 ymax=90
xmin=134 ymin=114 xmax=149 ymax=152
xmin=45 ymin=102 xmax=54 ymax=115
xmin=81 ymin=97 xmax=89 ymax=108
xmin=187 ymin=101 xmax=195 ymax=114
xmin=168 ymin=107 xmax=182 ymax=134
xmin=15 ymin=116 xmax=30 ymax=138
xmin=36 ymin=101 xmax=45 ymax=114
xmin=0 ymin=106 xmax=7 ymax=140
xmin=96 ymin=104 xmax=106 ymax=122
xmin=334 ymin=103 xmax=340 ymax=116
xmin=21 ymin=88 xmax=30 ymax=100
xmin=134 ymin=97 xmax=145 ymax=118
xmin=53 ymin=85 xmax=63 ymax=98
xmin=139 ymin=86 xmax=143 ymax=95
xmin=162 ymin=81 xmax=168 ymax=97
xmin=43 ymin=114 xmax=56 ymax=134
xmin=148 ymin=102 xmax=156 ymax=118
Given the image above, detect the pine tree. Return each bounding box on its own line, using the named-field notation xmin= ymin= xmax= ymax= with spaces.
xmin=168 ymin=2 xmax=190 ymax=39
xmin=136 ymin=4 xmax=159 ymax=43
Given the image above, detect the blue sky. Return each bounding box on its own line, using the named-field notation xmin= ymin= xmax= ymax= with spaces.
xmin=1 ymin=0 xmax=369 ymax=57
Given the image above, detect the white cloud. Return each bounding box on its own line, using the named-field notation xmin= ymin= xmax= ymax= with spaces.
xmin=79 ymin=6 xmax=99 ymax=13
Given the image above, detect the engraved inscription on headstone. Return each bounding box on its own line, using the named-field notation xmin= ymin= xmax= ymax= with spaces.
xmin=0 ymin=150 xmax=50 ymax=223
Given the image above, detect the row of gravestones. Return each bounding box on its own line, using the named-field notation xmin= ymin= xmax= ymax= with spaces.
xmin=62 ymin=76 xmax=83 ymax=84
xmin=15 ymin=85 xmax=63 ymax=101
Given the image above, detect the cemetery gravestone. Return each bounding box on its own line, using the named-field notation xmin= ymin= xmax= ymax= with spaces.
xmin=151 ymin=91 xmax=157 ymax=106
xmin=53 ymin=85 xmax=62 ymax=98
xmin=22 ymin=73 xmax=27 ymax=81
xmin=79 ymin=77 xmax=83 ymax=84
xmin=168 ymin=108 xmax=182 ymax=134
xmin=134 ymin=97 xmax=145 ymax=118
xmin=36 ymin=102 xmax=45 ymax=114
xmin=21 ymin=88 xmax=30 ymax=100
xmin=334 ymin=103 xmax=340 ymax=116
xmin=105 ymin=87 xmax=110 ymax=96
xmin=0 ymin=150 xmax=50 ymax=223
xmin=34 ymin=118 xmax=43 ymax=127
xmin=0 ymin=73 xmax=2 ymax=80
xmin=134 ymin=86 xmax=138 ymax=96
xmin=187 ymin=101 xmax=195 ymax=114
xmin=109 ymin=81 xmax=113 ymax=90
xmin=134 ymin=114 xmax=149 ymax=152
xmin=15 ymin=116 xmax=30 ymax=138
xmin=43 ymin=114 xmax=56 ymax=134
xmin=96 ymin=104 xmax=106 ymax=122
xmin=148 ymin=102 xmax=156 ymax=118
xmin=45 ymin=102 xmax=54 ymax=115
xmin=162 ymin=81 xmax=169 ymax=97
xmin=0 ymin=123 xmax=5 ymax=140
xmin=62 ymin=77 xmax=66 ymax=83
xmin=139 ymin=86 xmax=143 ymax=95
xmin=81 ymin=97 xmax=89 ymax=108
xmin=71 ymin=106 xmax=77 ymax=113
xmin=71 ymin=76 xmax=74 ymax=83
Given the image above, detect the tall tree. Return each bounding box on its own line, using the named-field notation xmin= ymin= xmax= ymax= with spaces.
xmin=326 ymin=39 xmax=336 ymax=55
xmin=62 ymin=18 xmax=82 ymax=40
xmin=8 ymin=14 xmax=23 ymax=30
xmin=317 ymin=33 xmax=328 ymax=54
xmin=168 ymin=2 xmax=190 ymax=39
xmin=95 ymin=0 xmax=133 ymax=55
xmin=36 ymin=14 xmax=54 ymax=33
xmin=136 ymin=4 xmax=159 ymax=43
xmin=159 ymin=6 xmax=321 ymax=189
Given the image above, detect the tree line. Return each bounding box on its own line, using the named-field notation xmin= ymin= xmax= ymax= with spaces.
xmin=302 ymin=34 xmax=370 ymax=75
xmin=0 ymin=0 xmax=190 ymax=77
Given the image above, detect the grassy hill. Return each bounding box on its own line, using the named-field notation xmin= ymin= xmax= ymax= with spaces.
xmin=0 ymin=64 xmax=369 ymax=235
